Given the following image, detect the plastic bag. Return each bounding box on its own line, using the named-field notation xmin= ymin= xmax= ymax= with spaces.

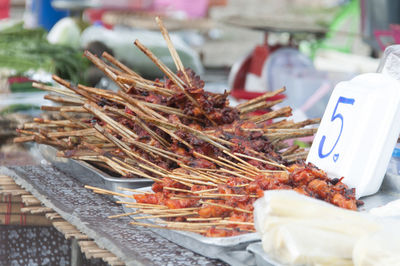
xmin=253 ymin=190 xmax=380 ymax=266
xmin=353 ymin=220 xmax=400 ymax=266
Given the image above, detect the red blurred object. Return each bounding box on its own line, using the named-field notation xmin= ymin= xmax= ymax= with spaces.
xmin=230 ymin=43 xmax=285 ymax=101
xmin=8 ymin=76 xmax=34 ymax=85
xmin=0 ymin=0 xmax=10 ymax=19
xmin=374 ymin=24 xmax=400 ymax=51
xmin=85 ymin=9 xmax=114 ymax=29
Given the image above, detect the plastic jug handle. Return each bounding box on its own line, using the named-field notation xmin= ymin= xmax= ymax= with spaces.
xmin=377 ymin=45 xmax=400 ymax=80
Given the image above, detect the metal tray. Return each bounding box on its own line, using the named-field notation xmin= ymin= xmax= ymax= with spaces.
xmin=120 ymin=187 xmax=260 ymax=266
xmin=246 ymin=242 xmax=279 ymax=266
xmin=360 ymin=172 xmax=400 ymax=211
xmin=35 ymin=144 xmax=153 ymax=191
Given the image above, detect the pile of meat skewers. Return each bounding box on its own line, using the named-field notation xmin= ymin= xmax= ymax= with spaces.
xmin=15 ymin=17 xmax=361 ymax=237
xmin=86 ymin=162 xmax=361 ymax=237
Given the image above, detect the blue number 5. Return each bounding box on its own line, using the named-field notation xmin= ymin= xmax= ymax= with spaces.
xmin=318 ymin=96 xmax=355 ymax=161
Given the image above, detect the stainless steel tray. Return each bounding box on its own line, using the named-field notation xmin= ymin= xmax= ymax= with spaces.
xmin=360 ymin=172 xmax=400 ymax=211
xmin=35 ymin=144 xmax=153 ymax=191
xmin=121 ymin=187 xmax=260 ymax=266
xmin=246 ymin=242 xmax=278 ymax=266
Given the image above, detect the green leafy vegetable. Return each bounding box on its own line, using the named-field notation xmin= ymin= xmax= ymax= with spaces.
xmin=0 ymin=23 xmax=88 ymax=84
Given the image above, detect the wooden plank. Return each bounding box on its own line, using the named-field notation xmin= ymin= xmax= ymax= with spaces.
xmin=0 ymin=175 xmax=15 ymax=181
xmin=78 ymin=241 xmax=98 ymax=248
xmin=64 ymin=232 xmax=90 ymax=240
xmin=0 ymin=180 xmax=18 ymax=185
xmin=21 ymin=195 xmax=41 ymax=206
xmin=45 ymin=212 xmax=63 ymax=220
xmin=21 ymin=206 xmax=53 ymax=214
xmin=92 ymin=252 xmax=116 ymax=259
xmin=105 ymin=257 xmax=125 ymax=266
xmin=0 ymin=185 xmax=22 ymax=190
xmin=0 ymin=189 xmax=30 ymax=196
xmin=0 ymin=214 xmax=52 ymax=226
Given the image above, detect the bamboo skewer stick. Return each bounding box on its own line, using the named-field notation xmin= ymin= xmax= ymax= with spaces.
xmin=217 ymin=156 xmax=258 ymax=178
xmin=52 ymin=75 xmax=101 ymax=103
xmin=250 ymin=106 xmax=293 ymax=123
xmin=134 ymin=39 xmax=217 ymax=126
xmin=32 ymin=82 xmax=83 ymax=99
xmin=192 ymin=188 xmax=218 ymax=194
xmin=47 ymin=128 xmax=99 ymax=138
xmin=234 ymin=152 xmax=288 ymax=170
xmin=156 ymin=221 xmax=226 ymax=227
xmin=181 ymin=167 xmax=228 ymax=184
xmin=200 ymin=193 xmax=257 ymax=198
xmin=186 ymin=217 xmax=222 ymax=222
xmin=85 ymin=185 xmax=134 ymax=199
xmin=139 ymin=207 xmax=201 ymax=214
xmin=168 ymin=174 xmax=218 ymax=187
xmin=124 ymin=152 xmax=169 ymax=175
xmin=60 ymin=112 xmax=91 ymax=129
xmin=239 ymin=99 xmax=284 ymax=115
xmin=263 ymin=119 xmax=293 ymax=129
xmin=219 ymin=220 xmax=254 ymax=226
xmin=92 ymin=123 xmax=174 ymax=177
xmin=84 ymin=102 xmax=138 ymax=139
xmin=41 ymin=105 xmax=87 ymax=113
xmin=44 ymin=94 xmax=84 ymax=105
xmin=163 ymin=187 xmax=193 ymax=193
xmin=24 ymin=119 xmax=82 ymax=129
xmin=143 ymin=102 xmax=202 ymax=122
xmin=222 ymin=150 xmax=260 ymax=172
xmin=282 ymin=151 xmax=309 ymax=162
xmin=77 ymin=84 xmax=124 ymax=103
xmin=292 ymin=118 xmax=321 ymax=128
xmin=155 ymin=16 xmax=192 ymax=87
xmin=193 ymin=152 xmax=255 ymax=180
xmin=102 ymin=51 xmax=142 ymax=80
xmin=13 ymin=135 xmax=35 ymax=143
xmin=16 ymin=129 xmax=41 ymax=136
xmin=116 ymin=75 xmax=173 ymax=96
xmin=108 ymin=211 xmax=141 ymax=219
xmin=131 ymin=211 xmax=197 ymax=220
xmin=218 ymin=168 xmax=255 ymax=181
xmin=105 ymin=105 xmax=170 ymax=148
xmin=123 ymin=204 xmax=169 ymax=210
xmin=142 ymin=115 xmax=229 ymax=151
xmin=117 ymin=187 xmax=152 ymax=195
xmin=265 ymin=129 xmax=317 ymax=141
xmin=199 ymin=201 xmax=252 ymax=214
xmin=236 ymin=87 xmax=286 ymax=109
xmin=117 ymin=91 xmax=168 ymax=122
xmin=84 ymin=51 xmax=132 ymax=92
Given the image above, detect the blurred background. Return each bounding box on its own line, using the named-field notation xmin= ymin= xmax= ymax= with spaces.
xmin=0 ymin=0 xmax=399 ymax=166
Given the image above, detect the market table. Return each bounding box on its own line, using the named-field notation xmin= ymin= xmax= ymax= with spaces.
xmin=0 ymin=164 xmax=226 ymax=266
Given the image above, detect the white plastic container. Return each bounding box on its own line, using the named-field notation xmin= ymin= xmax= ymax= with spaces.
xmin=307 ymin=73 xmax=400 ymax=198
xmin=387 ymin=144 xmax=400 ymax=176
